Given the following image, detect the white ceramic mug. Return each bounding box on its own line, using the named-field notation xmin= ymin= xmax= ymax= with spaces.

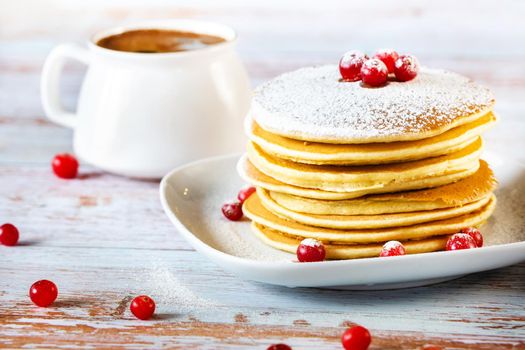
xmin=41 ymin=20 xmax=251 ymax=178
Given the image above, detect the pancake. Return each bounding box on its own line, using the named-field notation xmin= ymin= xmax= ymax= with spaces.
xmin=258 ymin=187 xmax=492 ymax=229
xmin=269 ymin=160 xmax=496 ymax=215
xmin=247 ymin=138 xmax=483 ymax=192
xmin=247 ymin=112 xmax=496 ymax=165
xmin=243 ymin=193 xmax=496 ymax=244
xmin=237 ymin=154 xmax=480 ymax=200
xmin=252 ymin=65 xmax=495 ymax=143
xmin=252 ymin=223 xmax=449 ymax=259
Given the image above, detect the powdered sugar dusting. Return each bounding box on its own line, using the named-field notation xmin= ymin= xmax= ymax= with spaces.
xmin=483 ymin=178 xmax=525 ymax=246
xmin=253 ymin=65 xmax=494 ymax=142
xmin=382 ymin=240 xmax=403 ymax=250
xmin=197 ymin=197 xmax=291 ymax=262
xmin=300 ymin=238 xmax=322 ymax=248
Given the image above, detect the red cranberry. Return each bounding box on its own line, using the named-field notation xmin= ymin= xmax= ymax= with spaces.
xmin=52 ymin=153 xmax=79 ymax=179
xmin=296 ymin=238 xmax=326 ymax=262
xmin=460 ymin=227 xmax=483 ymax=247
xmin=379 ymin=240 xmax=406 ymax=257
xmin=130 ymin=295 xmax=156 ymax=320
xmin=342 ymin=325 xmax=372 ymax=350
xmin=446 ymin=233 xmax=477 ymax=251
xmin=238 ymin=186 xmax=256 ymax=204
xmin=267 ymin=344 xmax=292 ymax=350
xmin=339 ymin=50 xmax=369 ymax=82
xmin=394 ymin=55 xmax=419 ymax=82
xmin=221 ymin=201 xmax=243 ymax=221
xmin=421 ymin=345 xmax=443 ymax=350
xmin=360 ymin=59 xmax=388 ymax=87
xmin=373 ymin=49 xmax=399 ymax=73
xmin=29 ymin=280 xmax=58 ymax=307
xmin=0 ymin=223 xmax=19 ymax=246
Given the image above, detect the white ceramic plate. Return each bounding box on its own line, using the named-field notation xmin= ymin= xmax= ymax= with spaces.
xmin=159 ymin=153 xmax=525 ymax=290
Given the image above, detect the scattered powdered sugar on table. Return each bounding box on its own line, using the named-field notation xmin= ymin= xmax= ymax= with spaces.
xmin=252 ymin=65 xmax=494 ymax=142
xmin=141 ymin=259 xmax=220 ymax=313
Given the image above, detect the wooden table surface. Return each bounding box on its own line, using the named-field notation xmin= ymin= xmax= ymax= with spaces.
xmin=1 ymin=1 xmax=524 ymax=349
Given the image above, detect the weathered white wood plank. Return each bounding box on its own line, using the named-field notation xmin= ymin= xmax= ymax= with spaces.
xmin=0 ymin=165 xmax=190 ymax=250
xmin=1 ymin=246 xmax=524 ymax=348
xmin=2 ymin=0 xmax=525 ymax=56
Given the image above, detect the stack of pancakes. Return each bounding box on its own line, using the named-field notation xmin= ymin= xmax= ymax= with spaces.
xmin=238 ymin=65 xmax=497 ymax=259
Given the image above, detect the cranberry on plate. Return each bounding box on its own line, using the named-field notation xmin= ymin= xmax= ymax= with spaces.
xmin=237 ymin=186 xmax=256 ymax=204
xmin=296 ymin=238 xmax=326 ymax=262
xmin=379 ymin=240 xmax=406 ymax=257
xmin=460 ymin=227 xmax=483 ymax=247
xmin=221 ymin=201 xmax=243 ymax=221
xmin=446 ymin=233 xmax=477 ymax=251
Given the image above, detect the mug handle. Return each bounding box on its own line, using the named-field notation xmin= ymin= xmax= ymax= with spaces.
xmin=41 ymin=44 xmax=91 ymax=129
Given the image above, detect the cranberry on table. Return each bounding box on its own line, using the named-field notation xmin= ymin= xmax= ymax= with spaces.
xmin=339 ymin=50 xmax=369 ymax=82
xmin=221 ymin=201 xmax=243 ymax=221
xmin=267 ymin=344 xmax=292 ymax=350
xmin=29 ymin=280 xmax=58 ymax=307
xmin=360 ymin=58 xmax=388 ymax=87
xmin=421 ymin=345 xmax=443 ymax=350
xmin=460 ymin=227 xmax=483 ymax=247
xmin=52 ymin=153 xmax=79 ymax=179
xmin=0 ymin=223 xmax=19 ymax=246
xmin=373 ymin=49 xmax=399 ymax=73
xmin=446 ymin=233 xmax=477 ymax=251
xmin=394 ymin=55 xmax=419 ymax=82
xmin=237 ymin=186 xmax=256 ymax=204
xmin=130 ymin=295 xmax=156 ymax=320
xmin=342 ymin=325 xmax=372 ymax=350
xmin=379 ymin=240 xmax=406 ymax=257
xmin=296 ymin=238 xmax=326 ymax=262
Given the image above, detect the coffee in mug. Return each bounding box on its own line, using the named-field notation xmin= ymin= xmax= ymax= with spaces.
xmin=96 ymin=29 xmax=226 ymax=53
